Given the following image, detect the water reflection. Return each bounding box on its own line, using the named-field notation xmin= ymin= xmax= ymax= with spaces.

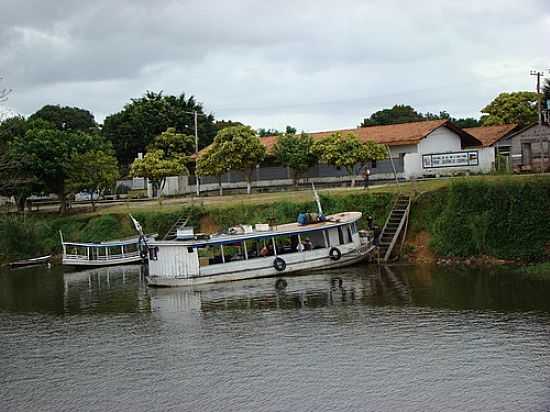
xmin=1 ymin=263 xmax=550 ymax=315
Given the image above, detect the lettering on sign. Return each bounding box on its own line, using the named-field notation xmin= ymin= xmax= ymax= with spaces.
xmin=422 ymin=151 xmax=479 ymax=169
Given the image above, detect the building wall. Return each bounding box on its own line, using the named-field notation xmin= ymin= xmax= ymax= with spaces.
xmin=403 ymin=146 xmax=495 ymax=178
xmin=504 ymin=125 xmax=550 ymax=169
xmin=418 ymin=127 xmax=462 ymax=153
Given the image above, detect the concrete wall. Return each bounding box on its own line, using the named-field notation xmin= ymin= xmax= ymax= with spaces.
xmin=403 ymin=147 xmax=495 ymax=179
xmin=418 ymin=127 xmax=462 ymax=153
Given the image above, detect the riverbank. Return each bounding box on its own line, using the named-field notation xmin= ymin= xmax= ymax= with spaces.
xmin=1 ymin=175 xmax=549 ymax=266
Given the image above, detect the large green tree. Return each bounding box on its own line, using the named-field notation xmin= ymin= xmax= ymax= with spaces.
xmin=361 ymin=105 xmax=424 ymax=127
xmin=206 ymin=125 xmax=266 ymax=194
xmin=147 ymin=127 xmax=195 ymax=157
xmin=68 ymin=149 xmax=120 ymax=211
xmin=272 ymin=132 xmax=317 ymax=186
xmin=0 ymin=116 xmax=27 ymax=154
xmin=7 ymin=121 xmax=109 ymax=213
xmin=130 ymin=149 xmax=187 ymax=202
xmin=480 ymin=92 xmax=539 ymax=126
xmin=196 ymin=149 xmax=230 ymax=196
xmin=312 ymin=132 xmax=386 ymax=187
xmin=29 ymin=105 xmax=98 ymax=132
xmin=102 ymin=91 xmax=216 ymax=168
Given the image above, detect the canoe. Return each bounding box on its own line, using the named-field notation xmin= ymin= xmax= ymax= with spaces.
xmin=9 ymin=255 xmax=52 ymax=269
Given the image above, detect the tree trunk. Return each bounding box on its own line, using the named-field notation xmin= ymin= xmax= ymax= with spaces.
xmin=351 ymin=175 xmax=356 ymax=187
xmin=157 ymin=179 xmax=165 ymax=205
xmin=218 ymin=176 xmax=223 ymax=196
xmin=58 ymin=190 xmax=67 ymax=214
xmin=16 ymin=195 xmax=25 ymax=212
xmin=246 ymin=170 xmax=252 ymax=195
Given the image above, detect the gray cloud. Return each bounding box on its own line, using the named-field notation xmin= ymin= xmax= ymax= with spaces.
xmin=0 ymin=0 xmax=549 ymax=131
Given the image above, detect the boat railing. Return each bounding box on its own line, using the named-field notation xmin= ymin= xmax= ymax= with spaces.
xmin=63 ymin=249 xmax=142 ymax=261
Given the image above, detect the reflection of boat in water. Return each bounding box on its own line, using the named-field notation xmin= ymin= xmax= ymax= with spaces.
xmin=63 ymin=265 xmax=144 ymax=289
xmin=147 ymin=211 xmax=375 ymax=287
xmin=149 ymin=267 xmax=388 ymax=313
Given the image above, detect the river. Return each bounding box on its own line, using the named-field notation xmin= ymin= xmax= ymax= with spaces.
xmin=1 ymin=264 xmax=549 ymax=411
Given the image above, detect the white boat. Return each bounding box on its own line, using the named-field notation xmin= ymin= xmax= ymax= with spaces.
xmin=146 ymin=211 xmax=375 ymax=287
xmin=61 ymin=232 xmax=157 ymax=267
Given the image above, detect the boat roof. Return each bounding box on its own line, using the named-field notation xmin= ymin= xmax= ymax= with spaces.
xmin=153 ymin=212 xmax=362 ymax=247
xmin=63 ymin=233 xmax=157 ymax=248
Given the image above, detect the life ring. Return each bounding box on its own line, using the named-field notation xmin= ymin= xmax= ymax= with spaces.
xmin=273 ymin=257 xmax=286 ymax=271
xmin=275 ymin=278 xmax=288 ymax=290
xmin=329 ymin=247 xmax=342 ymax=261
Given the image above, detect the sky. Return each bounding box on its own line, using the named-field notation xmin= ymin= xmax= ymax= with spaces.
xmin=0 ymin=0 xmax=549 ymax=132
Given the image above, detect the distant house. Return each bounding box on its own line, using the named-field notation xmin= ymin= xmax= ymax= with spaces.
xmin=464 ymin=124 xmax=520 ymax=150
xmin=496 ymin=124 xmax=550 ymax=172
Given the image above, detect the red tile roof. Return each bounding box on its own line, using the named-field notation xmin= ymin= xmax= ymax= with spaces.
xmin=463 ymin=124 xmax=519 ymax=147
xmin=197 ymin=119 xmax=482 ymax=157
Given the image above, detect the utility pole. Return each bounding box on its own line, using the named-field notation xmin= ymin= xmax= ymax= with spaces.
xmin=530 ymin=70 xmax=545 ymax=172
xmin=194 ymin=111 xmax=200 ymax=196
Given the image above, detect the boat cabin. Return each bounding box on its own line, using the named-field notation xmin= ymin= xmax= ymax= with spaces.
xmin=148 ymin=212 xmax=370 ymax=283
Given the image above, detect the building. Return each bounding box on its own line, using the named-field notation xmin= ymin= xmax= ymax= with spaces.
xmin=495 ymin=124 xmax=550 ymax=172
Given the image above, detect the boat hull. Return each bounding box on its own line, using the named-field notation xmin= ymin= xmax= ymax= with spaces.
xmin=146 ymin=245 xmax=374 ymax=287
xmin=62 ymin=256 xmax=144 ymax=267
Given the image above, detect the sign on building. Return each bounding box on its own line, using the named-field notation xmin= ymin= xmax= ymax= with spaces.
xmin=422 ymin=151 xmax=479 ymax=169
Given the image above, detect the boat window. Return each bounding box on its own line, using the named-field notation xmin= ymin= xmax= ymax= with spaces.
xmin=244 ymin=238 xmax=266 ymax=259
xmin=346 ymin=225 xmax=353 ymax=243
xmin=223 ymin=241 xmax=245 ymax=262
xmin=338 ymin=227 xmax=344 ymax=245
xmin=351 ymin=222 xmax=358 ymax=234
xmin=307 ymin=231 xmax=326 ymax=249
xmin=274 ymin=235 xmax=299 ymax=255
xmin=197 ymin=245 xmax=224 ymax=266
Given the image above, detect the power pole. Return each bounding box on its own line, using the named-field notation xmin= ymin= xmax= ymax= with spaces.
xmin=194 ymin=111 xmax=200 ymax=196
xmin=530 ymin=70 xmax=545 ymax=172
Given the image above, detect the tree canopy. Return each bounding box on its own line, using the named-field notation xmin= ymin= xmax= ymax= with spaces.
xmin=29 ymin=105 xmax=98 ymax=132
xmin=205 ymin=125 xmax=266 ymax=194
xmin=102 ymin=91 xmax=216 ymax=168
xmin=130 ymin=149 xmax=187 ymax=201
xmin=272 ymin=132 xmax=316 ymax=185
xmin=312 ymin=132 xmax=386 ymax=186
xmin=147 ymin=127 xmax=195 ymax=158
xmin=480 ymin=91 xmax=539 ymax=126
xmin=7 ymin=121 xmax=111 ymax=212
xmin=196 ymin=148 xmax=230 ymax=196
xmin=360 ymin=104 xmax=481 ymax=128
xmin=257 ymin=125 xmax=297 ymax=137
xmin=67 ymin=149 xmax=120 ymax=211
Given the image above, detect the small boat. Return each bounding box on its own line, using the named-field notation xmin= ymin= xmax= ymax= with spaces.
xmin=144 ymin=210 xmax=375 ymax=287
xmin=9 ymin=255 xmax=52 ymax=269
xmin=60 ymin=232 xmax=157 ymax=267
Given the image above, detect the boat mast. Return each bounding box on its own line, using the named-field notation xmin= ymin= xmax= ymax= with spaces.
xmin=311 ymin=182 xmax=324 ymax=216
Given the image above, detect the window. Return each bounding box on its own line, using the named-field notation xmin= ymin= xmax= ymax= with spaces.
xmin=305 ymin=230 xmax=327 ymax=249
xmin=338 ymin=227 xmax=344 ymax=245
xmin=371 ymin=159 xmax=377 ymax=169
xmin=346 ymin=225 xmax=353 ymax=243
xmin=274 ymin=235 xmax=298 ymax=255
xmin=223 ymin=241 xmax=245 ymax=262
xmin=197 ymin=245 xmax=224 ymax=266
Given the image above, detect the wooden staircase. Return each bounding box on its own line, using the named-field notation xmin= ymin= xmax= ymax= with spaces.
xmin=163 ymin=216 xmax=190 ymax=240
xmin=378 ymin=194 xmax=411 ymax=262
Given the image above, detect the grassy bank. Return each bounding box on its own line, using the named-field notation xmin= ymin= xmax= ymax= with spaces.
xmin=0 ymin=192 xmax=393 ymax=263
xmin=410 ymin=175 xmax=550 ymax=261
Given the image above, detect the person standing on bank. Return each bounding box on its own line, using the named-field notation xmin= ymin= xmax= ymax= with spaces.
xmin=363 ymin=168 xmax=371 ymax=189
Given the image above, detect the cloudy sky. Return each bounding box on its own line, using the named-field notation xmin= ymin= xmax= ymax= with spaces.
xmin=1 ymin=0 xmax=549 ymax=131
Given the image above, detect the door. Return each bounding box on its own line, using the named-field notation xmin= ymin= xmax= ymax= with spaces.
xmin=521 ymin=142 xmax=532 ymax=166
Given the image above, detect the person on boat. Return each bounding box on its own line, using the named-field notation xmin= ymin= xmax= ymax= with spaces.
xmin=303 ymin=237 xmax=313 ymax=251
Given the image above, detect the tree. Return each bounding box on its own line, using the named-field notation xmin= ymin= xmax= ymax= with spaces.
xmin=452 ymin=118 xmax=481 ymax=128
xmin=67 ymin=149 xmax=120 ymax=211
xmin=361 ymin=105 xmax=424 ymax=127
xmin=312 ymin=132 xmax=386 ymax=187
xmin=257 ymin=125 xmax=297 ymax=137
xmin=207 ymin=125 xmax=266 ymax=194
xmin=147 ymin=127 xmax=195 ymax=157
xmin=0 ymin=150 xmax=39 ymax=211
xmin=215 ymin=120 xmax=244 ymax=132
xmin=130 ymin=149 xmax=187 ymax=202
xmin=102 ymin=91 xmax=216 ymax=168
xmin=544 ymin=79 xmax=550 ymax=110
xmin=7 ymin=122 xmax=109 ymax=213
xmin=0 ymin=116 xmax=27 ymax=154
xmin=29 ymin=105 xmax=98 ymax=132
xmin=480 ymin=92 xmax=539 ymax=126
xmin=196 ymin=149 xmax=230 ymax=196
xmin=272 ymin=133 xmax=317 ymax=186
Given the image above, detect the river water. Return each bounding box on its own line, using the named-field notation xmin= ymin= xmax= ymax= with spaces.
xmin=1 ymin=264 xmax=549 ymax=411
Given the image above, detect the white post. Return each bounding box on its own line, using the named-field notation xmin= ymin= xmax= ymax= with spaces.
xmin=194 ymin=111 xmax=200 ymax=196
